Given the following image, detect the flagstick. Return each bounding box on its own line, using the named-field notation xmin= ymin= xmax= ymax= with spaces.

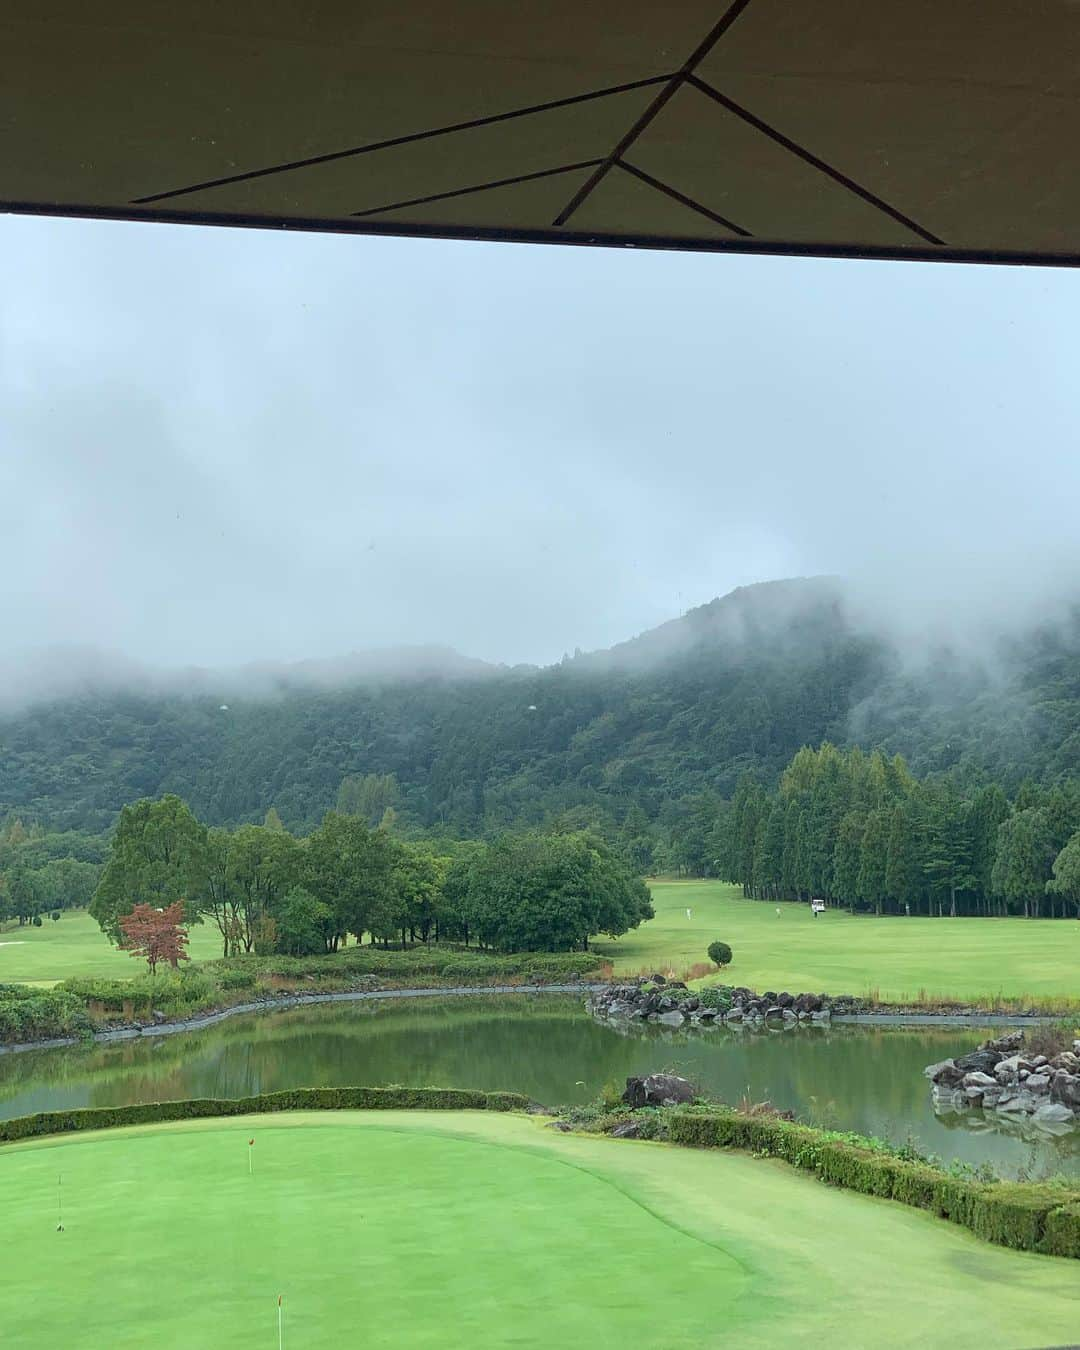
xmin=57 ymin=1174 xmax=63 ymax=1232
xmin=248 ymin=1147 xmax=253 ymax=1176
xmin=278 ymin=1294 xmax=284 ymax=1350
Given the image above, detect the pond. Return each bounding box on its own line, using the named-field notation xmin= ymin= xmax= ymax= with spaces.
xmin=1 ymin=994 xmax=1076 ymax=1180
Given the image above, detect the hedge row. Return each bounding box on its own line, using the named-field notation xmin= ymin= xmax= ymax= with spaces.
xmin=0 ymin=1086 xmax=531 ymax=1144
xmin=663 ymin=1109 xmax=1080 ymax=1259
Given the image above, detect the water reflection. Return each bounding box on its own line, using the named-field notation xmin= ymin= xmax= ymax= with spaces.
xmin=1 ymin=995 xmax=1076 ymax=1180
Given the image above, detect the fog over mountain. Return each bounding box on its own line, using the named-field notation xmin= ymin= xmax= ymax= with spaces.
xmin=2 ymin=214 xmax=1079 ymax=692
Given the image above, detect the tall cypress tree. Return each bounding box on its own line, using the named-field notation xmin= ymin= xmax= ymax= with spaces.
xmin=969 ymin=784 xmax=1010 ymax=912
xmin=832 ymin=810 xmax=865 ymax=911
xmin=885 ymin=803 xmax=921 ymax=916
xmin=858 ymin=810 xmax=890 ymax=916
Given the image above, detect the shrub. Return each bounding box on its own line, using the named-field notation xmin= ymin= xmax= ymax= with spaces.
xmin=707 ymin=941 xmax=732 ymax=968
xmin=1040 ymin=1203 xmax=1080 ymax=1259
xmin=0 ymin=989 xmax=92 ymax=1043
xmin=1024 ymin=1021 xmax=1080 ymax=1061
xmin=215 ymin=968 xmax=258 ymax=991
xmin=968 ymin=1184 xmax=1068 ymax=1251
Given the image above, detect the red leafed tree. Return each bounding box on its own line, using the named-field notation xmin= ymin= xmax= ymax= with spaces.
xmin=118 ymin=901 xmax=190 ymax=974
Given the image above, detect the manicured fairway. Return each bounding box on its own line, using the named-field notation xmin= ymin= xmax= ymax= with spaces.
xmin=3 ymin=1111 xmax=1079 ymax=1348
xmin=6 ymin=890 xmax=1080 ymax=1004
xmin=0 ymin=910 xmax=222 ymax=985
xmin=598 ymin=880 xmax=1080 ymax=1001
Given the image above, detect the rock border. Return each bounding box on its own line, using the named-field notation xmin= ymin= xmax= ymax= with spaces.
xmin=926 ymin=1031 xmax=1080 ymax=1129
xmin=590 ymin=977 xmax=1076 ymax=1031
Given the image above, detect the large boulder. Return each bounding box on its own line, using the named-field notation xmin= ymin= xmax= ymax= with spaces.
xmin=1033 ymin=1101 xmax=1076 ymax=1127
xmin=1050 ymin=1072 xmax=1080 ymax=1110
xmin=962 ymin=1071 xmax=999 ymax=1090
xmin=954 ymin=1048 xmax=1004 ymax=1075
xmin=622 ymin=1074 xmax=696 ymax=1109
xmin=993 ymin=1054 xmax=1030 ymax=1084
xmin=925 ymin=1059 xmax=965 ymax=1087
xmin=997 ymin=1090 xmax=1039 ymax=1115
xmin=1023 ymin=1073 xmax=1051 ymax=1093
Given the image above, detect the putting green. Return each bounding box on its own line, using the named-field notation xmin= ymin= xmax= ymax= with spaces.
xmin=3 ymin=1112 xmax=1079 ymax=1348
xmin=599 ymin=880 xmax=1080 ymax=1001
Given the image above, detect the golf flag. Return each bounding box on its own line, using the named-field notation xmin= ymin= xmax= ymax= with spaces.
xmin=248 ymin=1138 xmax=254 ymax=1175
xmin=278 ymin=1294 xmax=284 ymax=1350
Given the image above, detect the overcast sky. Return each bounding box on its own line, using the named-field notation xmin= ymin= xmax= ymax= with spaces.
xmin=2 ymin=213 xmax=1079 ymax=672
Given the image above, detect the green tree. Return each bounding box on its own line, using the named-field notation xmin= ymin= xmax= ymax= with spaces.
xmin=990 ymin=808 xmax=1057 ymax=917
xmin=460 ymin=832 xmax=652 ymax=952
xmin=857 ymin=810 xmax=890 ymax=916
xmin=336 ymin=773 xmax=400 ymax=828
xmin=885 ymin=803 xmax=921 ymax=916
xmin=1046 ymin=829 xmax=1080 ymax=918
xmin=393 ymin=844 xmax=448 ymax=942
xmin=229 ymin=825 xmax=302 ymax=954
xmin=304 ymin=812 xmax=400 ymax=949
xmin=969 ymin=784 xmax=1010 ymax=909
xmin=618 ymin=803 xmax=654 ymax=874
xmin=832 ymin=810 xmax=865 ymax=910
xmin=755 ymin=799 xmax=786 ymax=900
xmin=31 ymin=857 xmax=100 ymax=912
xmin=274 ymin=886 xmax=334 ymax=956
xmin=90 ymin=795 xmax=205 ymax=942
xmin=920 ymin=787 xmax=975 ymax=917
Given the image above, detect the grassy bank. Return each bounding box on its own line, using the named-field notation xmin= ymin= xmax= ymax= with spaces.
xmin=4 ymin=1108 xmax=1079 ymax=1347
xmin=598 ymin=880 xmax=1080 ymax=1002
xmin=0 ymin=946 xmax=605 ymax=1044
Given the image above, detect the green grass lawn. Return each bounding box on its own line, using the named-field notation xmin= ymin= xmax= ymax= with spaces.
xmin=0 ymin=910 xmax=222 ymax=985
xmin=597 ymin=880 xmax=1080 ymax=1002
xmin=7 ymin=887 xmax=1080 ymax=1003
xmin=3 ymin=1110 xmax=1078 ymax=1348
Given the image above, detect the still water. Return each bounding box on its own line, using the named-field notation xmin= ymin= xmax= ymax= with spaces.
xmin=1 ymin=994 xmax=1075 ymax=1180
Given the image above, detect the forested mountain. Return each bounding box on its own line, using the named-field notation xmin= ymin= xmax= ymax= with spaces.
xmin=1 ymin=577 xmax=1078 ymax=837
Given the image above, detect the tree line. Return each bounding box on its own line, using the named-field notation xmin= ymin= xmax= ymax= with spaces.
xmin=716 ymin=743 xmax=1080 ymax=918
xmin=86 ymin=795 xmax=652 ymax=957
xmin=0 ymin=820 xmax=104 ymax=925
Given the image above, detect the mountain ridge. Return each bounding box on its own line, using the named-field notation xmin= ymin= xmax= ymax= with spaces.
xmin=1 ymin=576 xmax=1077 ymax=834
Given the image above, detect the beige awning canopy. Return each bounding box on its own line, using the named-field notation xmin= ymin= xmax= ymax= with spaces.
xmin=4 ymin=1 xmax=1079 ymax=264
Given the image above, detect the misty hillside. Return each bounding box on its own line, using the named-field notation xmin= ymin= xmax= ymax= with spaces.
xmin=1 ymin=578 xmax=1078 ymax=834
